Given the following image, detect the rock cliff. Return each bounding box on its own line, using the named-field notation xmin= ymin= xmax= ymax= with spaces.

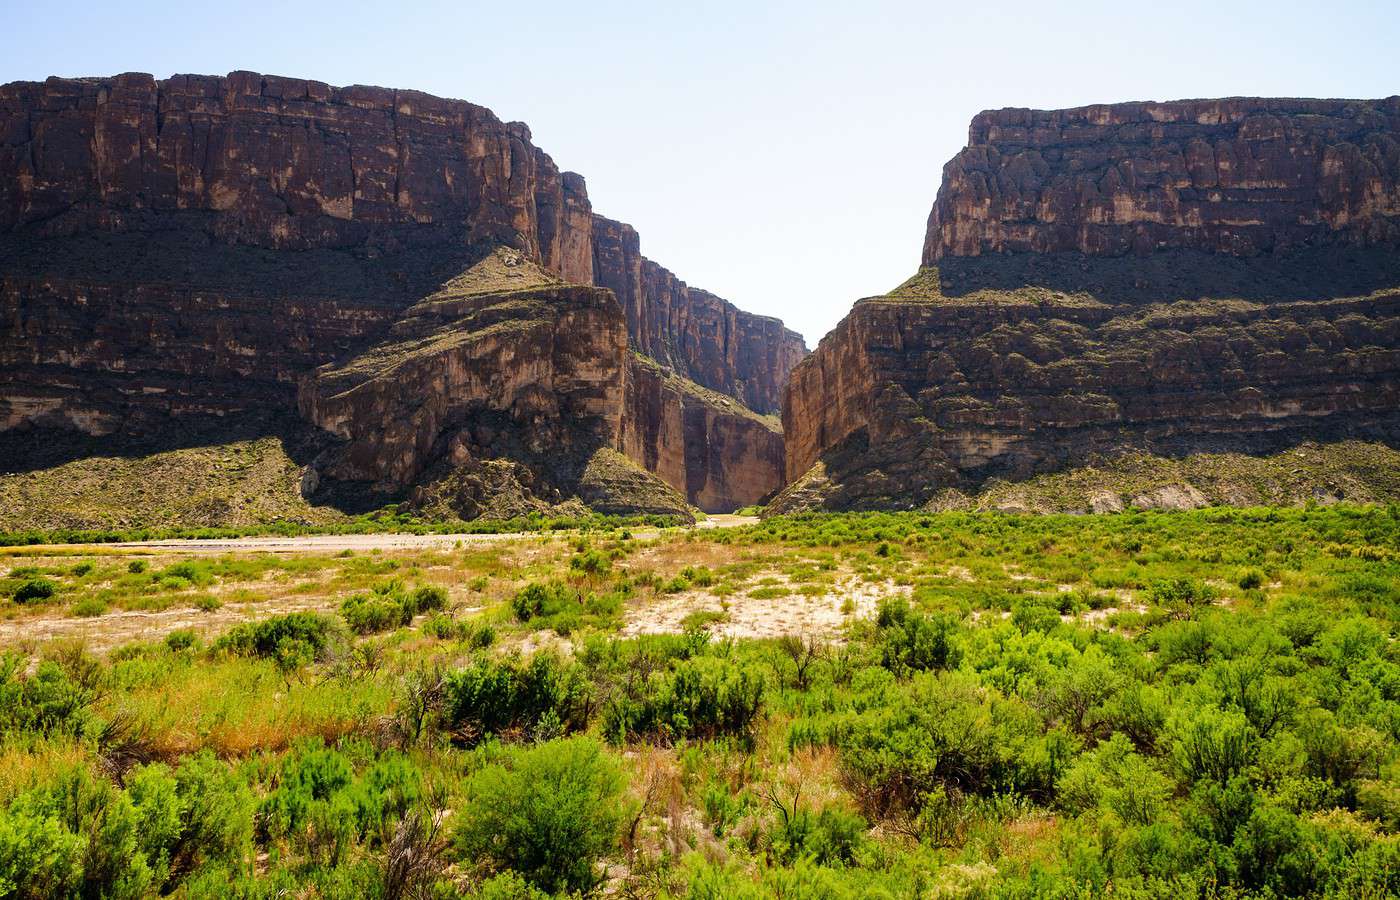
xmin=592 ymin=216 xmax=807 ymax=414
xmin=924 ymin=97 xmax=1400 ymax=261
xmin=780 ymin=97 xmax=1400 ymax=513
xmin=0 ymin=71 xmax=801 ymax=517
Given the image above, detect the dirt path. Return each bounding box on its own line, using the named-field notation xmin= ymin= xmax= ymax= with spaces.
xmin=17 ymin=515 xmax=759 ymax=556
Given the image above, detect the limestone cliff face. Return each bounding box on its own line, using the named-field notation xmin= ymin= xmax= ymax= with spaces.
xmin=925 ymin=97 xmax=1400 ymax=262
xmin=294 ymin=250 xmax=783 ymax=513
xmin=782 ymin=97 xmax=1400 ymax=512
xmin=592 ymin=216 xmax=806 ymax=414
xmin=623 ymin=356 xmax=785 ymax=512
xmin=0 ymin=70 xmax=798 ymax=515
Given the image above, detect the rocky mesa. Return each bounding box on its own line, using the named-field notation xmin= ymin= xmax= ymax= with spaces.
xmin=778 ymin=97 xmax=1400 ymax=513
xmin=0 ymin=71 xmax=805 ymax=522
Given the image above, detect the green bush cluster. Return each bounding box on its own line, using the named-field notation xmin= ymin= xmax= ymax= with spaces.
xmin=443 ymin=652 xmax=591 ymax=743
xmin=340 ymin=581 xmax=447 ymax=634
xmin=1 ymin=754 xmax=250 ymax=899
xmin=211 ymin=612 xmax=340 ymax=668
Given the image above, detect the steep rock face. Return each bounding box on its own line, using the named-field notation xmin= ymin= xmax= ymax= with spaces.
xmin=623 ymin=355 xmax=785 ymax=512
xmin=298 ymin=249 xmax=783 ymax=514
xmin=0 ymin=71 xmax=799 ymax=515
xmin=592 ymin=215 xmax=806 ymax=414
xmin=925 ymin=97 xmax=1400 ymax=262
xmin=783 ymin=97 xmax=1400 ymax=512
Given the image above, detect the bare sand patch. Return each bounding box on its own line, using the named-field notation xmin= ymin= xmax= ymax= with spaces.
xmin=620 ymin=574 xmax=908 ymax=641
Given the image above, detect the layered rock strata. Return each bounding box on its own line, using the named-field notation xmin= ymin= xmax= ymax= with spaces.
xmin=781 ymin=97 xmax=1400 ymax=512
xmin=924 ymin=97 xmax=1400 ymax=261
xmin=298 ymin=249 xmax=784 ymax=514
xmin=0 ymin=71 xmax=803 ymax=515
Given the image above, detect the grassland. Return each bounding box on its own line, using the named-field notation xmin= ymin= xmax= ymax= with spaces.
xmin=2 ymin=507 xmax=1399 ymax=897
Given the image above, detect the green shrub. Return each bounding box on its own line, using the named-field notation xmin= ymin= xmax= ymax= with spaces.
xmin=340 ymin=594 xmax=404 ymax=635
xmin=767 ymin=802 xmax=867 ymax=867
xmin=12 ymin=578 xmax=57 ymax=604
xmin=0 ymin=654 xmax=93 ymax=737
xmin=164 ymin=629 xmax=199 ymax=653
xmin=1149 ymin=577 xmax=1217 ymax=617
xmin=127 ymin=560 xmax=148 ymax=574
xmin=341 ymin=581 xmax=449 ymax=635
xmin=603 ymin=654 xmax=765 ymax=744
xmin=876 ymin=598 xmax=962 ymax=674
xmin=511 ymin=581 xmax=579 ymax=622
xmin=443 ymin=652 xmax=591 ymax=743
xmin=259 ymin=741 xmax=420 ymax=865
xmin=570 ymin=549 xmax=611 ymax=577
xmin=1237 ymin=568 xmax=1265 ymax=590
xmin=838 ymin=670 xmax=1041 ymax=815
xmin=1172 ymin=707 xmax=1258 ymax=785
xmin=454 ymin=736 xmax=626 ymax=895
xmin=1011 ymin=597 xmax=1063 ymax=634
xmin=71 ymin=596 xmax=107 ymax=618
xmin=212 ymin=612 xmax=339 ymax=664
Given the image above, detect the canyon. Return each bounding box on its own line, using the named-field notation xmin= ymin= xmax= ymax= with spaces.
xmin=0 ymin=71 xmax=803 ymax=522
xmin=4 ymin=77 xmax=1400 ymax=525
xmin=778 ymin=97 xmax=1400 ymax=512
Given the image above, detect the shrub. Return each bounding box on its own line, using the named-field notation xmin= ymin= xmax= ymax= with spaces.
xmin=454 ymin=737 xmax=626 ymax=894
xmin=164 ymin=629 xmax=199 ymax=652
xmin=1237 ymin=569 xmax=1265 ymax=590
xmin=12 ymin=578 xmax=57 ymax=604
xmin=603 ymin=654 xmax=765 ymax=744
xmin=341 ymin=582 xmax=449 ymax=635
xmin=875 ymin=599 xmax=961 ymax=674
xmin=838 ymin=670 xmax=1041 ymax=815
xmin=1011 ymin=597 xmax=1063 ymax=634
xmin=443 ymin=652 xmax=591 ymax=743
xmin=569 ymin=549 xmax=611 ymax=578
xmin=1149 ymin=577 xmax=1217 ymax=618
xmin=1171 ymin=707 xmax=1258 ymax=785
xmin=259 ymin=741 xmax=420 ymax=865
xmin=71 ymin=597 xmax=107 ymax=618
xmin=0 ymin=654 xmax=93 ymax=737
xmin=341 ymin=594 xmax=404 ymax=635
xmin=127 ymin=560 xmax=148 ymax=574
xmin=511 ymin=581 xmax=579 ymax=622
xmin=767 ymin=802 xmax=867 ymax=867
xmin=212 ymin=612 xmax=339 ymax=663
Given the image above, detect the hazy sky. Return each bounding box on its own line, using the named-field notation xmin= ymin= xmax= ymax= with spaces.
xmin=5 ymin=0 xmax=1397 ymax=345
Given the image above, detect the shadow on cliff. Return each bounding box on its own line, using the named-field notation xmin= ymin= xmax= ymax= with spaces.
xmin=935 ymin=246 xmax=1400 ymax=304
xmin=0 ymin=411 xmax=386 ymax=517
xmin=809 ymin=418 xmax=1400 ymax=513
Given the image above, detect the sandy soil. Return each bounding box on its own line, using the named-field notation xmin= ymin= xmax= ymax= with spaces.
xmin=0 ymin=595 xmax=344 ymax=656
xmin=621 ymin=575 xmax=907 ymax=641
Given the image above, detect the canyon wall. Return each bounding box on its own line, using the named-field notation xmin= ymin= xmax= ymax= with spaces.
xmin=592 ymin=216 xmax=807 ymax=414
xmin=781 ymin=97 xmax=1400 ymax=512
xmin=0 ymin=71 xmax=799 ymax=514
xmin=924 ymin=97 xmax=1400 ymax=261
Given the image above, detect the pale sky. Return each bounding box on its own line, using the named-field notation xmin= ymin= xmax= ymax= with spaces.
xmin=5 ymin=0 xmax=1397 ymax=346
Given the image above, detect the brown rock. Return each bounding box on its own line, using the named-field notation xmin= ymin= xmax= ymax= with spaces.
xmin=783 ymin=97 xmax=1400 ymax=513
xmin=0 ymin=70 xmax=805 ymax=518
xmin=924 ymin=97 xmax=1400 ymax=262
